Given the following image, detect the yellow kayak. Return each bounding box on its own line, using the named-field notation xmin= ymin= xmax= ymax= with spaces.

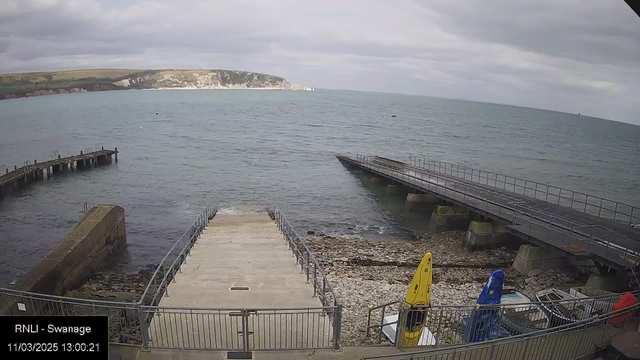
xmin=400 ymin=252 xmax=432 ymax=346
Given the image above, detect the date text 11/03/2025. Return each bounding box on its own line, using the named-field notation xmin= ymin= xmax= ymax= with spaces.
xmin=2 ymin=316 xmax=108 ymax=360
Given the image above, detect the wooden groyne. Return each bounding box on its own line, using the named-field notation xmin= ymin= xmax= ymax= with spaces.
xmin=0 ymin=147 xmax=118 ymax=199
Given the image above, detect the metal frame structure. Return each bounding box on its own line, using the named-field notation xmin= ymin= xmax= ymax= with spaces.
xmin=366 ymin=291 xmax=640 ymax=349
xmin=364 ymin=302 xmax=640 ymax=360
xmin=140 ymin=205 xmax=217 ymax=307
xmin=273 ymin=205 xmax=343 ymax=349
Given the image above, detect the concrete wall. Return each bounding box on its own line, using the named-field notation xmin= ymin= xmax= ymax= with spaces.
xmin=10 ymin=204 xmax=126 ymax=295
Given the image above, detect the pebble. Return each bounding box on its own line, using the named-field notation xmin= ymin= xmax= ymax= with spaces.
xmin=307 ymin=232 xmax=589 ymax=346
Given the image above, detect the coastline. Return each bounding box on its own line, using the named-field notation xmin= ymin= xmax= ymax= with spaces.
xmin=0 ymin=86 xmax=313 ymax=101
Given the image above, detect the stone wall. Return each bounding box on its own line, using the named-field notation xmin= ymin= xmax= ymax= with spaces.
xmin=9 ymin=204 xmax=126 ymax=295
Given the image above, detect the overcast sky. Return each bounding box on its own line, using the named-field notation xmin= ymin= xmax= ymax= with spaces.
xmin=1 ymin=0 xmax=639 ymax=124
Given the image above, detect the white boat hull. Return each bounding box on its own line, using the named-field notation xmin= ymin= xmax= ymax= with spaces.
xmin=381 ymin=314 xmax=436 ymax=346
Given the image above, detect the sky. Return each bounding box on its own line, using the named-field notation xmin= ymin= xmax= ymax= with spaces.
xmin=0 ymin=0 xmax=639 ymax=124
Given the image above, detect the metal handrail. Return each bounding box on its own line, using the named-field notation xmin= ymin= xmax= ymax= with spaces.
xmin=397 ymin=157 xmax=637 ymax=242
xmin=409 ymin=155 xmax=640 ymax=226
xmin=369 ymin=290 xmax=638 ymax=312
xmin=364 ymin=300 xmax=640 ymax=359
xmin=141 ymin=305 xmax=340 ymax=311
xmin=369 ymin=155 xmax=636 ymax=246
xmin=352 ymin=155 xmax=639 ymax=265
xmin=140 ymin=205 xmax=217 ymax=306
xmin=273 ymin=205 xmax=342 ymax=350
xmin=273 ymin=205 xmax=340 ymax=306
xmin=365 ymin=289 xmax=639 ymax=342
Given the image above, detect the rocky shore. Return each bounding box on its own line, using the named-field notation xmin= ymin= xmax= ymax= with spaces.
xmin=65 ymin=265 xmax=156 ymax=303
xmin=305 ymin=231 xmax=590 ymax=346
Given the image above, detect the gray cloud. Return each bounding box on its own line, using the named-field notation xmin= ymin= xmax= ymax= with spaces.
xmin=0 ymin=0 xmax=638 ymax=124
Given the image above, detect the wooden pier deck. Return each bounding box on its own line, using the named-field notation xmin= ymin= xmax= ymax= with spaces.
xmin=338 ymin=155 xmax=640 ymax=271
xmin=0 ymin=147 xmax=118 ymax=198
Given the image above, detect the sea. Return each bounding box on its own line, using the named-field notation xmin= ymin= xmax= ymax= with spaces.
xmin=1 ymin=89 xmax=639 ymax=285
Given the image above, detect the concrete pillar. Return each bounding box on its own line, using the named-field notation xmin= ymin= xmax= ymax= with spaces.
xmin=428 ymin=205 xmax=470 ymax=230
xmin=115 ymin=147 xmax=118 ymax=163
xmin=463 ymin=221 xmax=510 ymax=251
xmin=386 ymin=185 xmax=398 ymax=195
xmin=585 ymin=274 xmax=628 ymax=292
xmin=405 ymin=193 xmax=440 ymax=212
xmin=512 ymin=244 xmax=570 ymax=275
xmin=371 ymin=176 xmax=380 ymax=183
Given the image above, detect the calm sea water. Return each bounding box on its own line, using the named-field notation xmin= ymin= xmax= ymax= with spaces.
xmin=1 ymin=89 xmax=639 ymax=285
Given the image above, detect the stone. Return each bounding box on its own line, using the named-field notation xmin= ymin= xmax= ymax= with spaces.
xmin=527 ymin=269 xmax=543 ymax=277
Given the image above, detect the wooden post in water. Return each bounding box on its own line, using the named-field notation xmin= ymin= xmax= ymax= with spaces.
xmin=115 ymin=147 xmax=118 ymax=163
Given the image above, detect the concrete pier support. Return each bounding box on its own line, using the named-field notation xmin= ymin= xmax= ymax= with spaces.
xmin=463 ymin=221 xmax=510 ymax=251
xmin=429 ymin=205 xmax=470 ymax=230
xmin=512 ymin=245 xmax=570 ymax=275
xmin=585 ymin=274 xmax=628 ymax=292
xmin=405 ymin=193 xmax=439 ymax=211
xmin=386 ymin=184 xmax=399 ymax=195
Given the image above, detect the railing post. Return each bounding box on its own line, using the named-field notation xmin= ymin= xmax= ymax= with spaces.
xmin=333 ymin=305 xmax=342 ymax=351
xmin=435 ymin=308 xmax=443 ymax=348
xmin=138 ymin=303 xmax=150 ymax=350
xmin=242 ymin=309 xmax=250 ymax=352
xmin=313 ymin=263 xmax=318 ymax=297
xmin=378 ymin=305 xmax=387 ymax=344
xmin=306 ymin=252 xmax=310 ymax=283
xmin=322 ymin=277 xmax=327 ymax=306
xmin=396 ymin=308 xmax=405 ymax=350
xmin=598 ymin=198 xmax=603 ymax=217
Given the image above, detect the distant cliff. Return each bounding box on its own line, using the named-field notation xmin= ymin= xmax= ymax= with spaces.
xmin=0 ymin=69 xmax=312 ymax=100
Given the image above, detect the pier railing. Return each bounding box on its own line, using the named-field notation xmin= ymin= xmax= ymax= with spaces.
xmin=364 ymin=301 xmax=640 ymax=360
xmin=273 ymin=205 xmax=342 ymax=349
xmin=141 ymin=305 xmax=339 ymax=351
xmin=366 ymin=290 xmax=639 ymax=348
xmin=0 ymin=287 xmax=144 ymax=345
xmin=352 ymin=155 xmax=640 ymax=266
xmin=140 ymin=204 xmax=217 ymax=307
xmin=408 ymin=155 xmax=640 ymax=227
